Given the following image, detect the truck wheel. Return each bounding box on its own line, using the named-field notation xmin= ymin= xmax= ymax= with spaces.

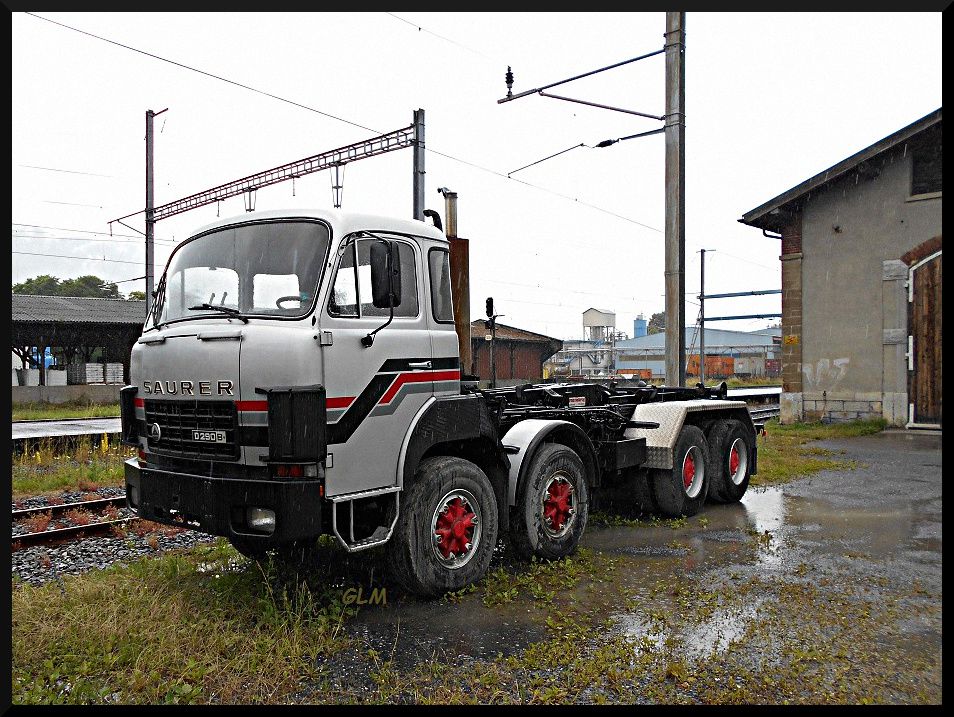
xmin=706 ymin=419 xmax=752 ymax=503
xmin=511 ymin=443 xmax=588 ymax=561
xmin=387 ymin=456 xmax=498 ymax=598
xmin=649 ymin=424 xmax=710 ymax=517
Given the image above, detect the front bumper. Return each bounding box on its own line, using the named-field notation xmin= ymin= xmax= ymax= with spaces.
xmin=124 ymin=458 xmax=322 ymax=548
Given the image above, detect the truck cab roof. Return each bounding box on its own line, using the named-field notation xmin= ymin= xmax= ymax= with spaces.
xmin=188 ymin=208 xmax=449 ymax=245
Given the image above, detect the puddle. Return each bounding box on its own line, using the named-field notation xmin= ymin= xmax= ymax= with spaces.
xmin=681 ymin=598 xmax=765 ymax=660
xmin=346 ymin=596 xmax=547 ymax=671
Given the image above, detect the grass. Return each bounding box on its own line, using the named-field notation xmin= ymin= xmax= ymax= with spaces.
xmin=12 ymin=541 xmax=357 ymax=704
xmin=722 ymin=377 xmax=781 ymax=388
xmin=12 ymin=400 xmax=120 ymax=421
xmin=12 ymin=434 xmax=133 ymax=498
xmin=752 ymin=418 xmax=887 ymax=486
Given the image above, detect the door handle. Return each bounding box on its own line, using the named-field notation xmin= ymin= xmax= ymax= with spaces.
xmin=408 ymin=361 xmax=432 ymax=370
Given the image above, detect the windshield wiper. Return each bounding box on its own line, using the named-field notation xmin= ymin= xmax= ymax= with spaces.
xmin=187 ymin=303 xmax=249 ymax=323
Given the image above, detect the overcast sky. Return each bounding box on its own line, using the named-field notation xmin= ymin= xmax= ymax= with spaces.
xmin=10 ymin=11 xmax=943 ymax=340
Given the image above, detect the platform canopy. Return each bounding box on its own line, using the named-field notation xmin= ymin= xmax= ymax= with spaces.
xmin=11 ymin=294 xmax=147 ymax=384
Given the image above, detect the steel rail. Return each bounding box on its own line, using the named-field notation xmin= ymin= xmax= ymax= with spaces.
xmin=12 ymin=518 xmax=137 ymax=550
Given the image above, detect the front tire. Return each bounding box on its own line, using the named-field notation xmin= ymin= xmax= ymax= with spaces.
xmin=511 ymin=443 xmax=589 ymax=561
xmin=706 ymin=419 xmax=753 ymax=503
xmin=387 ymin=456 xmax=498 ymax=597
xmin=649 ymin=424 xmax=710 ymax=517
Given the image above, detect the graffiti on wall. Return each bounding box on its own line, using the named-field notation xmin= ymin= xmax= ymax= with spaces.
xmin=803 ymin=357 xmax=850 ymax=391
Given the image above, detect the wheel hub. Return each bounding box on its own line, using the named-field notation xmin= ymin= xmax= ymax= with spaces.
xmin=681 ymin=446 xmax=704 ymax=498
xmin=728 ymin=438 xmax=748 ymax=485
xmin=683 ymin=454 xmax=695 ymax=490
xmin=431 ymin=490 xmax=481 ymax=568
xmin=542 ymin=474 xmax=575 ymax=538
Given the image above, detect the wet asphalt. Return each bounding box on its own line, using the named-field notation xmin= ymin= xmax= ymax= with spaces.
xmin=311 ymin=428 xmax=942 ymax=703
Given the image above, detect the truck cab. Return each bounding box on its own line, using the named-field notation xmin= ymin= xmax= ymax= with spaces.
xmin=123 ymin=210 xmax=463 ymax=550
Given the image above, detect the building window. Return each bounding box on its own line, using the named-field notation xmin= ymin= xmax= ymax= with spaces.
xmin=911 ymin=139 xmax=941 ymax=196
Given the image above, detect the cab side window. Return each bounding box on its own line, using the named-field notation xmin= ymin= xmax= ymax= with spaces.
xmin=428 ymin=248 xmax=454 ymax=323
xmin=328 ymin=237 xmax=420 ymax=318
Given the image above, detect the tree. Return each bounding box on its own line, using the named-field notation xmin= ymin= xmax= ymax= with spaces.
xmin=12 ymin=274 xmax=60 ymax=296
xmin=647 ymin=311 xmax=666 ymax=335
xmin=127 ymin=290 xmax=147 ymax=301
xmin=13 ymin=274 xmax=119 ymax=298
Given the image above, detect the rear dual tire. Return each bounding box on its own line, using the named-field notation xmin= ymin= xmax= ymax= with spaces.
xmin=649 ymin=424 xmax=710 ymax=517
xmin=706 ymin=419 xmax=753 ymax=503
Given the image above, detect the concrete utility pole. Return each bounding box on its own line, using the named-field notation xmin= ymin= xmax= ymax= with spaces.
xmin=145 ymin=107 xmax=167 ymax=314
xmin=664 ymin=11 xmax=686 ymax=386
xmin=412 ymin=108 xmax=425 ymax=220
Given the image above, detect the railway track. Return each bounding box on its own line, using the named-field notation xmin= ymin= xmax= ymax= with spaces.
xmin=749 ymin=404 xmax=781 ymax=421
xmin=12 ymin=496 xmax=136 ymax=551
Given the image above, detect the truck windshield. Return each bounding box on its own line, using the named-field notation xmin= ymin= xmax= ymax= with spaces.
xmin=152 ymin=219 xmax=330 ymax=326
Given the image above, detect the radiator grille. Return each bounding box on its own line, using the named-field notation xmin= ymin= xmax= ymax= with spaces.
xmin=143 ymin=399 xmax=239 ymax=460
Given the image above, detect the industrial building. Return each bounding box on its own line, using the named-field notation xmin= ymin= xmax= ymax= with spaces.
xmin=546 ymin=308 xmax=779 ymax=381
xmin=469 ymin=320 xmax=563 ymax=386
xmin=615 ymin=326 xmax=780 ymax=380
xmin=547 ymin=308 xmax=624 ymax=378
xmin=740 ymin=108 xmax=941 ymax=427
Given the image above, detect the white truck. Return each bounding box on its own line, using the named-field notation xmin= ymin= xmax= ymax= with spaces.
xmin=121 ymin=208 xmax=759 ymax=596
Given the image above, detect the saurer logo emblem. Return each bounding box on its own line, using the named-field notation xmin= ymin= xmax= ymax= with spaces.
xmin=142 ymin=380 xmax=234 ymax=396
xmin=148 ymin=423 xmax=162 ymax=441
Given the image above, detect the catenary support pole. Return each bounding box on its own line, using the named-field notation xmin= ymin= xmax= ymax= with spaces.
xmin=145 ymin=109 xmax=155 ymax=313
xmin=664 ymin=11 xmax=686 ymax=386
xmin=145 ymin=107 xmax=167 ymax=314
xmin=413 ymin=109 xmax=425 ymax=220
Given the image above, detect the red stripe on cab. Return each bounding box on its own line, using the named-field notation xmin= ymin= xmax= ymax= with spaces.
xmin=379 ymin=370 xmax=460 ymax=405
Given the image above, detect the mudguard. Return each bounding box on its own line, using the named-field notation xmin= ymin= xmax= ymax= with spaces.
xmin=623 ymin=399 xmax=753 ymax=469
xmin=501 ymin=419 xmax=597 ymax=506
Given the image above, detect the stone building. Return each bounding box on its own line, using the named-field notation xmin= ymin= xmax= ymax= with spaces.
xmin=740 ymin=108 xmax=941 ymax=427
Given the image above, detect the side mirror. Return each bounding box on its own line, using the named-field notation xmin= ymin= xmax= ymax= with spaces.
xmin=370 ymin=240 xmax=402 ymax=309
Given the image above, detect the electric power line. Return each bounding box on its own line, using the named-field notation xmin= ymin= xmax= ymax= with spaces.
xmin=13 ymin=232 xmax=177 ymax=245
xmin=385 ymin=13 xmax=499 ymax=61
xmin=12 ymin=250 xmax=167 ymax=265
xmin=12 ymin=222 xmax=175 ymax=242
xmin=18 ymin=164 xmax=114 ymax=177
xmin=25 ymin=12 xmax=378 ymax=135
xmin=25 ymin=12 xmax=662 ymax=235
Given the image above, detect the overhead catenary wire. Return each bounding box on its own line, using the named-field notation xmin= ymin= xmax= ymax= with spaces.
xmin=13 ymin=222 xmax=174 ymax=241
xmin=25 ymin=12 xmax=663 ymax=235
xmin=12 ymin=251 xmax=166 ymax=266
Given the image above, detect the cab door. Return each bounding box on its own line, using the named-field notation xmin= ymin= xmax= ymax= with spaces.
xmin=319 ymin=234 xmax=433 ymax=496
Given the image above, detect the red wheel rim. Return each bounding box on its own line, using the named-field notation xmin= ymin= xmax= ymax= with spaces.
xmin=728 ymin=438 xmax=748 ymax=486
xmin=542 ymin=475 xmax=575 ymax=538
xmin=683 ymin=453 xmax=695 ymax=490
xmin=431 ymin=492 xmax=480 ymax=567
xmin=729 ymin=446 xmax=740 ymax=475
xmin=681 ymin=445 xmax=705 ymax=498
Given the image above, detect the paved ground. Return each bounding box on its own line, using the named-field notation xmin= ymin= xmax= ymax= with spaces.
xmin=302 ymin=428 xmax=942 ymax=703
xmin=12 ymin=417 xmax=121 ymax=440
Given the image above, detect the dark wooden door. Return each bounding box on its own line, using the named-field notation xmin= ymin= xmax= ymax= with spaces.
xmin=909 ymin=252 xmax=942 ymax=426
